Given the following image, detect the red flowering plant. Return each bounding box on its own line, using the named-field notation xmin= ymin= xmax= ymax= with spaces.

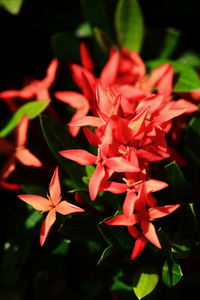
xmin=1 ymin=0 xmax=200 ymax=299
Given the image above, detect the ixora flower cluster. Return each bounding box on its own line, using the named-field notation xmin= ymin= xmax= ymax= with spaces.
xmin=0 ymin=44 xmax=198 ymax=260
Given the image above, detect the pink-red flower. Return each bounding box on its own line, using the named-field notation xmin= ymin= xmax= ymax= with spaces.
xmin=0 ymin=59 xmax=58 ymax=111
xmin=106 ymin=203 xmax=180 ymax=258
xmin=18 ymin=166 xmax=84 ymax=245
xmin=0 ymin=115 xmax=42 ymax=189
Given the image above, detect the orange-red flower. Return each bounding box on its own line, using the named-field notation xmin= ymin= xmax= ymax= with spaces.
xmin=18 ymin=167 xmax=84 ymax=245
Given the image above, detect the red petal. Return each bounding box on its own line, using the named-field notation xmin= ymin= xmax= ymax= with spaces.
xmin=89 ymin=163 xmax=106 ymax=200
xmin=18 ymin=194 xmax=50 ymax=212
xmin=80 ymin=42 xmax=94 ymax=72
xmin=54 ymin=91 xmax=88 ymax=109
xmin=100 ymin=51 xmax=120 ymax=87
xmin=143 ymin=179 xmax=168 ymax=194
xmin=104 ymin=156 xmax=140 ymax=172
xmin=123 ymin=190 xmax=137 ymax=217
xmin=0 ymin=156 xmax=16 ymax=180
xmin=83 ymin=128 xmax=100 ymax=146
xmin=60 ymin=149 xmax=97 ymax=165
xmin=68 ymin=105 xmax=89 ymax=137
xmin=49 ymin=166 xmax=61 ymax=206
xmin=16 ymin=115 xmax=29 ymax=147
xmin=42 ymin=59 xmax=58 ymax=87
xmin=149 ymin=63 xmax=173 ymax=97
xmin=40 ymin=208 xmax=56 ymax=246
xmin=130 ymin=236 xmax=147 ymax=260
xmin=102 ymin=181 xmax=127 ymax=194
xmin=70 ymin=64 xmax=96 ymax=91
xmin=15 ymin=148 xmax=42 ymax=167
xmin=68 ymin=116 xmax=103 ymax=128
xmin=141 ymin=220 xmax=161 ymax=249
xmin=56 ymin=200 xmax=84 ymax=215
xmin=128 ymin=106 xmax=149 ymax=136
xmin=105 ymin=214 xmax=138 ymax=226
xmin=148 ymin=204 xmax=181 ymax=220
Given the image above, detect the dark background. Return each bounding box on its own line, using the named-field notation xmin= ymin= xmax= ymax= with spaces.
xmin=0 ymin=0 xmax=200 ymax=89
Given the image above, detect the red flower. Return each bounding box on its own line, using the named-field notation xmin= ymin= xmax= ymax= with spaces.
xmin=106 ymin=203 xmax=180 ymax=256
xmin=0 ymin=116 xmax=42 ymax=188
xmin=18 ymin=167 xmax=84 ymax=245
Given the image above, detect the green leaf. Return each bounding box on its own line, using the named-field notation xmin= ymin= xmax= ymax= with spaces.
xmin=25 ymin=210 xmax=42 ymax=230
xmin=172 ymin=243 xmax=190 ymax=259
xmin=94 ymin=28 xmax=114 ymax=53
xmin=40 ymin=115 xmax=84 ymax=188
xmin=0 ymin=100 xmax=50 ymax=137
xmin=111 ymin=271 xmax=132 ymax=292
xmin=184 ymin=113 xmax=200 ymax=167
xmin=178 ymin=51 xmax=200 ymax=68
xmin=158 ymin=161 xmax=190 ymax=203
xmin=75 ymin=22 xmax=93 ymax=38
xmin=162 ymin=254 xmax=183 ymax=287
xmin=147 ymin=59 xmax=200 ymax=92
xmin=0 ymin=0 xmax=23 ymax=15
xmin=159 ymin=28 xmax=180 ymax=59
xmin=99 ymin=222 xmax=133 ymax=251
xmin=115 ymin=0 xmax=144 ymax=52
xmin=133 ymin=266 xmax=159 ymax=299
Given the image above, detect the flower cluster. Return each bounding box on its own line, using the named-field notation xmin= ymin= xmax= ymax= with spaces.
xmin=0 ymin=44 xmax=198 ymax=259
xmin=57 ymin=44 xmax=197 ymax=259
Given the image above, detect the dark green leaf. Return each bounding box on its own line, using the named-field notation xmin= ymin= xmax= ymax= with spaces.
xmin=162 ymin=254 xmax=183 ymax=287
xmin=51 ymin=32 xmax=79 ymax=61
xmin=158 ymin=161 xmax=190 ymax=203
xmin=111 ymin=271 xmax=132 ymax=292
xmin=159 ymin=28 xmax=180 ymax=59
xmin=80 ymin=0 xmax=112 ymax=36
xmin=0 ymin=100 xmax=50 ymax=137
xmin=40 ymin=115 xmax=84 ymax=188
xmin=132 ymin=265 xmax=159 ymax=299
xmin=147 ymin=59 xmax=200 ymax=92
xmin=172 ymin=243 xmax=190 ymax=259
xmin=99 ymin=222 xmax=133 ymax=251
xmin=115 ymin=0 xmax=144 ymax=52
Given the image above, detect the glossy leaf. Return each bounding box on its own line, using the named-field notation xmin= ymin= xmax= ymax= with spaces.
xmin=0 ymin=100 xmax=50 ymax=137
xmin=158 ymin=161 xmax=190 ymax=203
xmin=0 ymin=0 xmax=23 ymax=15
xmin=115 ymin=0 xmax=144 ymax=52
xmin=133 ymin=266 xmax=159 ymax=299
xmin=147 ymin=59 xmax=200 ymax=92
xmin=162 ymin=254 xmax=183 ymax=287
xmin=40 ymin=115 xmax=84 ymax=187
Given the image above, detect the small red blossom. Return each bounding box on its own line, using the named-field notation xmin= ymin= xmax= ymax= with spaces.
xmin=18 ymin=167 xmax=84 ymax=246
